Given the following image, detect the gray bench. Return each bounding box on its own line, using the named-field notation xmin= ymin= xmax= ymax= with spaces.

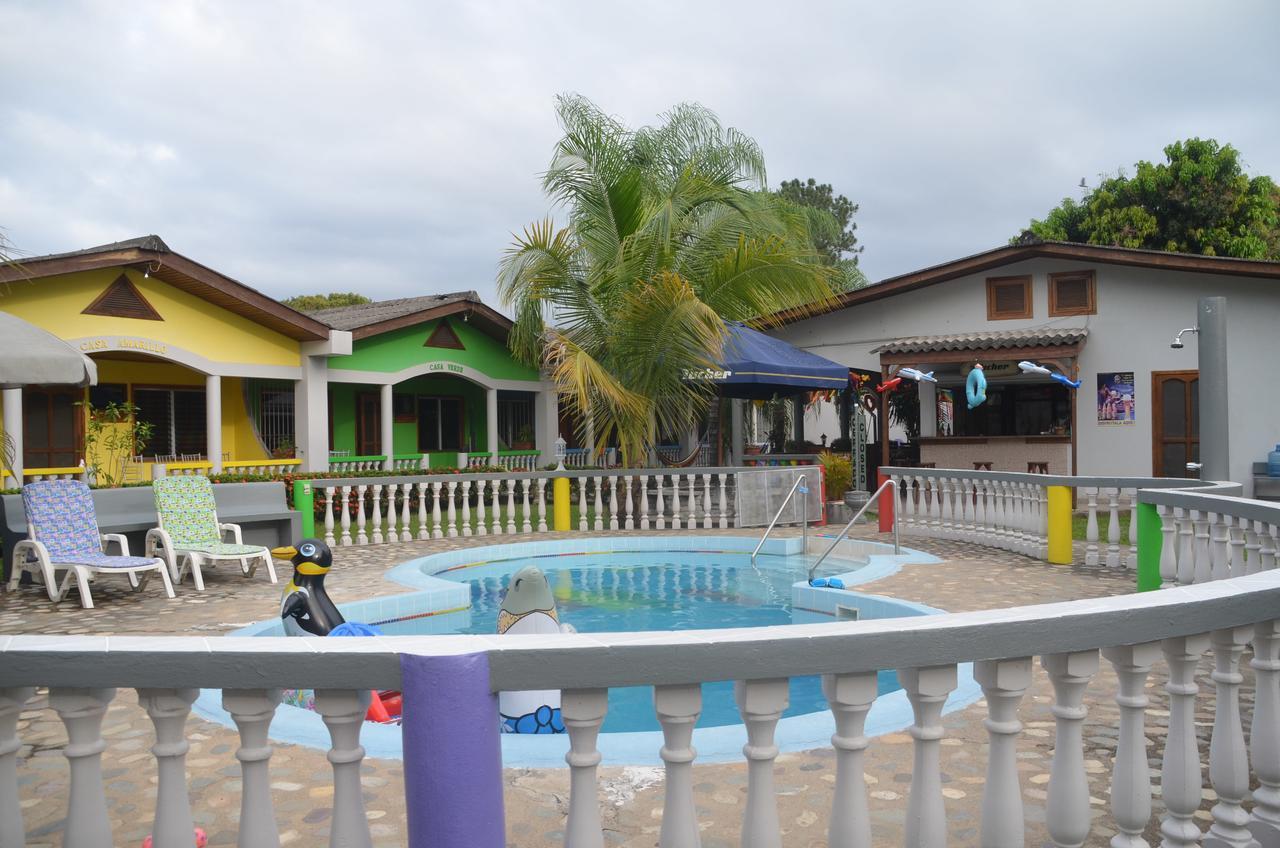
xmin=1 ymin=482 xmax=301 ymax=582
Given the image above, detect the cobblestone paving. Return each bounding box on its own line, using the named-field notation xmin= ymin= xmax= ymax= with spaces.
xmin=1 ymin=527 xmax=1260 ymax=846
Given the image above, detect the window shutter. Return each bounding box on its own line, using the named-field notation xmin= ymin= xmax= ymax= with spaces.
xmin=82 ymin=274 xmax=164 ymax=321
xmin=1049 ymin=271 xmax=1096 ymax=315
xmin=993 ymin=283 xmax=1026 ymax=315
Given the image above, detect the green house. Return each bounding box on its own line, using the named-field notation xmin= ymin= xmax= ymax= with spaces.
xmin=306 ymin=293 xmax=557 ymax=471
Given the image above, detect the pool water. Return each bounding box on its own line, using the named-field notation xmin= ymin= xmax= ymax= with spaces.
xmin=447 ymin=550 xmax=900 ymax=733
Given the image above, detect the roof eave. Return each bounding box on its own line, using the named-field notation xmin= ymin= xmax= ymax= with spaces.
xmin=347 ymin=300 xmax=513 ymax=341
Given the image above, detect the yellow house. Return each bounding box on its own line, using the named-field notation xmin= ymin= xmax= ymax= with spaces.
xmin=0 ymin=236 xmax=350 ymax=486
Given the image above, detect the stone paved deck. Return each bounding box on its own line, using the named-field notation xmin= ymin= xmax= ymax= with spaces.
xmin=2 ymin=527 xmax=1259 ymax=847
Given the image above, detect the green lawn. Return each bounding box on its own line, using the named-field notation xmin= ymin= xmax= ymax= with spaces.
xmin=1072 ymin=511 xmax=1131 ymax=543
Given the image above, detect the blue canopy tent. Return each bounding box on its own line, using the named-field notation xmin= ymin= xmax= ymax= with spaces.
xmin=694 ymin=321 xmax=850 ymax=400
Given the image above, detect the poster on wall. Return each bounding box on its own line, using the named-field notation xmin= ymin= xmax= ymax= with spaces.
xmin=1097 ymin=372 xmax=1136 ymax=425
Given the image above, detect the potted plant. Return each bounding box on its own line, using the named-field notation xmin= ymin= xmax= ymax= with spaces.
xmin=818 ymin=451 xmax=853 ymax=524
xmin=512 ymin=425 xmax=535 ymax=450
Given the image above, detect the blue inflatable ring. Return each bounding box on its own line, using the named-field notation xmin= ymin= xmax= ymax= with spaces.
xmin=966 ymin=366 xmax=987 ymax=410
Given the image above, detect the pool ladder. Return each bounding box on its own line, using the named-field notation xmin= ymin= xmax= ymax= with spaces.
xmin=807 ymin=477 xmax=899 ymax=585
xmin=751 ymin=473 xmax=810 ymax=564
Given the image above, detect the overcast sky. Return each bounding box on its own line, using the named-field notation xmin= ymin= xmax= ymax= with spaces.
xmin=3 ymin=1 xmax=1278 ymax=312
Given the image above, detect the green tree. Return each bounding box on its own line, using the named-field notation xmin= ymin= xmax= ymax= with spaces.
xmin=281 ymin=292 xmax=373 ymax=311
xmin=775 ymin=178 xmax=863 ymax=264
xmin=1018 ymin=139 xmax=1280 ymax=259
xmin=499 ymin=96 xmax=838 ymax=463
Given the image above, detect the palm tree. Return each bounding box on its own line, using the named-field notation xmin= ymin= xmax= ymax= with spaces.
xmin=499 ymin=96 xmax=838 ymax=464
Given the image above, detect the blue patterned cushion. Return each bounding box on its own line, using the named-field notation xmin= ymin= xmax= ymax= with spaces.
xmin=52 ymin=553 xmax=160 ymax=568
xmin=22 ymin=481 xmax=106 ymax=561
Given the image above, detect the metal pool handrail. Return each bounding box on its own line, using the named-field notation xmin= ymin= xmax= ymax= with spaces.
xmin=809 ymin=477 xmax=898 ymax=583
xmin=751 ymin=473 xmax=808 ymax=563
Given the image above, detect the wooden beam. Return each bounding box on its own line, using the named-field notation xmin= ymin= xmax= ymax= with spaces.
xmin=879 ymin=343 xmax=1082 ymax=367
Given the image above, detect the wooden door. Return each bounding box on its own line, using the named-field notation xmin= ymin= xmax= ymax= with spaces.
xmin=23 ymin=388 xmax=83 ymax=469
xmin=356 ymin=392 xmax=381 ymax=456
xmin=1152 ymin=371 xmax=1199 ymax=477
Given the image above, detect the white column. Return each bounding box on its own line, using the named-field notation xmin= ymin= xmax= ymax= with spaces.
xmin=533 ymin=385 xmax=558 ymax=466
xmin=295 ymin=354 xmax=332 ymax=473
xmin=205 ymin=374 xmax=223 ymax=473
xmin=380 ymin=383 xmax=394 ymax=470
xmin=1 ymin=388 xmax=22 ymax=483
xmin=486 ymin=388 xmax=500 ymax=459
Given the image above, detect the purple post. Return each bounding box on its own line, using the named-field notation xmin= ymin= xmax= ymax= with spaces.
xmin=401 ymin=651 xmax=505 ymax=847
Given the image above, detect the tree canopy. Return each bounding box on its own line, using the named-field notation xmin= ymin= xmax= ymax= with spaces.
xmin=775 ymin=178 xmax=867 ymax=292
xmin=280 ymin=292 xmax=372 ymax=311
xmin=499 ymin=95 xmax=839 ymax=462
xmin=1017 ymin=138 xmax=1280 ymax=260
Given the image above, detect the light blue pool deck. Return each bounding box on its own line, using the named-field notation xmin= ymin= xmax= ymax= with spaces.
xmin=194 ymin=534 xmax=981 ymax=767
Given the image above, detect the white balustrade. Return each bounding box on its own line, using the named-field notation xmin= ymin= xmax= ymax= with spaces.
xmin=670 ymin=474 xmax=682 ymax=530
xmin=577 ymin=478 xmax=589 ymax=532
xmin=446 ymin=480 xmax=459 ymax=538
xmin=1158 ymin=505 xmax=1177 ymax=586
xmin=974 ymin=658 xmax=1031 ymax=848
xmin=417 ymin=482 xmax=429 ymax=541
xmin=1102 ymin=643 xmax=1160 ymax=847
xmin=324 ymin=487 xmax=336 ymax=547
xmin=1044 ymin=650 xmax=1099 ymax=848
xmin=608 ymin=477 xmax=619 ymax=531
xmin=521 ymin=479 xmax=533 ymax=534
xmin=432 ymin=481 xmax=444 ymax=539
xmin=538 ymin=479 xmax=549 ymax=533
xmin=562 ymin=689 xmax=609 ymax=848
xmin=1250 ymin=619 xmax=1280 ymax=845
xmin=655 ymin=684 xmax=702 ymax=848
xmin=315 ymin=689 xmax=373 ymax=848
xmin=1177 ymin=507 xmax=1195 ymax=585
xmin=735 ymin=678 xmax=788 ymax=848
xmin=1194 ymin=510 xmax=1213 ymax=584
xmin=370 ymin=484 xmax=383 ymax=544
xmin=822 ymin=672 xmax=876 ymax=848
xmin=639 ymin=475 xmax=650 ymax=529
xmin=138 ymin=687 xmax=199 ymax=848
xmin=355 ymin=485 xmax=368 ymax=545
xmin=340 ymin=485 xmax=353 ymax=546
xmin=900 ymin=664 xmax=957 ymax=847
xmin=1211 ymin=513 xmax=1233 ymax=581
xmin=223 ymin=688 xmax=283 ymax=848
xmin=655 ymin=477 xmax=666 ymax=531
xmin=50 ymin=687 xmax=115 ymax=848
xmin=592 ymin=475 xmax=604 ymax=532
xmin=461 ymin=480 xmax=472 ymax=537
xmin=1085 ymin=488 xmax=1101 ymax=566
xmin=1206 ymin=626 xmax=1257 ymax=847
xmin=1160 ymin=634 xmax=1209 ymax=848
xmin=1126 ymin=491 xmax=1138 ymax=568
xmin=718 ymin=473 xmax=729 ymax=529
xmin=0 ymin=688 xmax=35 ymax=848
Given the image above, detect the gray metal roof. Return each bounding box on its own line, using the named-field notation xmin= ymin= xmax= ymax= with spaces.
xmin=306 ymin=292 xmax=481 ymax=330
xmin=871 ymin=327 xmax=1088 ymax=355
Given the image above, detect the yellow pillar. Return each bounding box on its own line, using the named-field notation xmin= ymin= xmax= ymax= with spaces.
xmin=553 ymin=476 xmax=571 ymax=531
xmin=1047 ymin=485 xmax=1073 ymax=564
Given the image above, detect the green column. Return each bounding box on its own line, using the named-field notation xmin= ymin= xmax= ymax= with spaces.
xmin=293 ymin=479 xmax=316 ymax=539
xmin=1136 ymin=501 xmax=1163 ymax=592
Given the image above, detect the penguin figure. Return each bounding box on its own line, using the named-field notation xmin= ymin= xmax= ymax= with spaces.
xmin=496 ymin=565 xmax=574 ymax=733
xmin=280 ymin=539 xmax=344 ymax=637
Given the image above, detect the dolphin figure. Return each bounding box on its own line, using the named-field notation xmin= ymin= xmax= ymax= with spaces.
xmin=496 ymin=566 xmax=573 ymax=733
xmin=898 ymin=367 xmax=937 ymax=383
xmin=1050 ymin=372 xmax=1082 ymax=389
xmin=1018 ymin=360 xmax=1053 ymax=376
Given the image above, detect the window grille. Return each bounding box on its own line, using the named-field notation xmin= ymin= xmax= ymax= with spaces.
xmin=498 ymin=394 xmax=534 ymax=447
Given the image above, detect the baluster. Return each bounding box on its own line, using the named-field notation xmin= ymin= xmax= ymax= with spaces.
xmin=1043 ymin=650 xmax=1099 ymax=848
xmin=938 ymin=476 xmax=953 ymax=538
xmin=340 ymin=485 xmax=353 ymax=546
xmin=718 ymin=473 xmax=729 ymax=529
xmin=324 ymin=487 xmax=336 ymax=547
xmin=899 ymin=665 xmax=957 ymax=847
xmin=960 ymin=478 xmax=974 ymax=539
xmin=1206 ymin=626 xmax=1257 ymax=848
xmin=703 ymin=473 xmax=713 ymax=529
xmin=1243 ymin=519 xmax=1261 ymax=575
xmin=443 ymin=480 xmax=457 ymax=537
xmin=1262 ymin=524 xmax=1278 ymax=572
xmin=655 ymin=476 xmax=666 ymax=531
xmin=655 ymin=684 xmax=702 ymax=848
xmin=460 ymin=480 xmax=473 ymax=537
xmin=1249 ymin=620 xmax=1280 ymax=845
xmin=1176 ymin=508 xmax=1194 ymax=584
xmin=974 ymin=658 xmax=1031 ymax=848
xmin=139 ymin=688 xmax=199 ymax=848
xmin=1126 ymin=490 xmax=1138 ymax=569
xmin=928 ymin=477 xmax=942 ymax=537
xmin=984 ymin=477 xmax=997 ymax=539
xmin=1102 ymin=643 xmax=1160 ymax=847
xmin=640 ymin=475 xmax=651 ymax=530
xmin=1158 ymin=505 xmax=1178 ymax=586
xmin=0 ymin=687 xmax=35 ymax=848
xmin=504 ymin=481 xmax=514 ymax=535
xmin=624 ymin=476 xmax=635 ymax=531
xmin=1193 ymin=510 xmax=1213 ymax=584
xmin=521 ymin=479 xmax=533 ymax=534
xmin=578 ymin=477 xmax=589 ymax=532
xmin=1229 ymin=520 xmax=1247 ymax=578
xmin=899 ymin=475 xmax=916 ymax=532
xmin=1210 ymin=513 xmax=1232 ymax=581
xmin=997 ymin=481 xmax=1012 ymax=548
xmin=1085 ymin=488 xmax=1100 ymax=566
xmin=562 ymin=689 xmax=608 ymax=848
xmin=493 ymin=479 xmax=504 ymax=535
xmin=315 ymin=689 xmax=373 ymax=848
xmin=383 ymin=483 xmax=398 ymax=543
xmin=735 ymin=678 xmax=788 ymax=848
xmin=356 ymin=484 xmax=369 ymax=545
xmin=537 ymin=479 xmax=549 ymax=533
xmin=823 ymin=672 xmax=877 ymax=848
xmin=370 ymin=484 xmax=383 ymax=544
xmin=416 ymin=483 xmax=429 ymax=541
xmin=669 ymin=473 xmax=682 ymax=530
xmin=474 ymin=480 xmax=487 ymax=536
xmin=1159 ymin=635 xmax=1210 ymax=847
xmin=431 ymin=482 xmax=444 ymax=539
xmin=50 ymin=687 xmax=116 ymax=848
xmin=609 ymin=476 xmax=620 ymax=531
xmin=223 ymin=689 xmax=283 ymax=848
xmin=1039 ymin=485 xmax=1051 ymax=559
xmin=593 ymin=475 xmax=604 ymax=531
xmin=1021 ymin=483 xmax=1036 ymax=556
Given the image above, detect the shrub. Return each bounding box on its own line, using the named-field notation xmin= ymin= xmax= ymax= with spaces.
xmin=818 ymin=451 xmax=853 ymax=501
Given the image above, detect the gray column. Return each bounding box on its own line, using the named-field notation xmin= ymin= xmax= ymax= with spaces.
xmin=1198 ymin=297 xmax=1229 ymax=482
xmin=380 ymin=383 xmax=394 ymax=470
xmin=730 ymin=399 xmax=743 ymax=466
xmin=533 ymin=386 xmax=558 ymax=465
xmin=2 ymin=388 xmax=22 ymax=484
xmin=792 ymin=396 xmax=806 ymax=446
xmin=918 ymin=379 xmax=938 ymax=439
xmin=297 ymin=335 xmax=346 ymax=474
xmin=486 ymin=388 xmax=500 ymax=458
xmin=205 ymin=374 xmax=222 ymax=473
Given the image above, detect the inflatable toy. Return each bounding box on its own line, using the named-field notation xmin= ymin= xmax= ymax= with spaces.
xmin=142 ymin=829 xmax=207 ymax=848
xmin=1049 ymin=372 xmax=1082 ymax=389
xmin=898 ymin=367 xmax=937 ymax=383
xmin=875 ymin=376 xmax=903 ymax=393
xmin=279 ymin=540 xmax=343 ymax=637
xmin=965 ymin=364 xmax=987 ymax=410
xmin=497 ymin=565 xmax=574 ymax=733
xmin=1018 ymin=360 xmax=1081 ymax=389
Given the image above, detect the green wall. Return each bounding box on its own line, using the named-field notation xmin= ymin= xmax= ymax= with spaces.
xmin=328 ymin=375 xmax=489 ymax=456
xmin=333 ymin=318 xmax=541 ymax=382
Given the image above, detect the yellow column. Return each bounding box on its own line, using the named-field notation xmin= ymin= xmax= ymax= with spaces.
xmin=1047 ymin=485 xmax=1073 ymax=564
xmin=553 ymin=476 xmax=571 ymax=531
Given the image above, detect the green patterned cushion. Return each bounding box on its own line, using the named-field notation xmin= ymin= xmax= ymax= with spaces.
xmin=153 ymin=475 xmax=221 ymax=547
xmin=178 ymin=541 xmax=267 ymax=557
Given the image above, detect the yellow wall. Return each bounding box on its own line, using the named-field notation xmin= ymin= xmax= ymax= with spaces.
xmin=1 ymin=268 xmax=301 ymax=367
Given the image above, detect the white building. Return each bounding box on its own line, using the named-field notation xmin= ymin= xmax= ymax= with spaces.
xmin=770 ymin=240 xmax=1280 ymax=495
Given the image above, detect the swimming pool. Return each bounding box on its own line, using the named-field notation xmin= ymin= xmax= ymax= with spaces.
xmin=200 ymin=535 xmax=981 ymax=766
